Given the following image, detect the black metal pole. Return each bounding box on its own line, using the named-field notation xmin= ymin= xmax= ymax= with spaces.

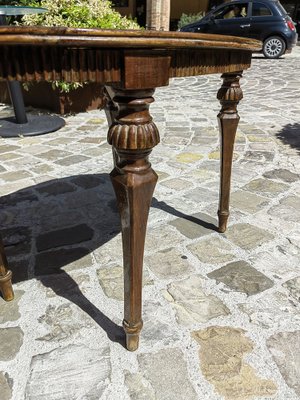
xmin=6 ymin=81 xmax=28 ymax=124
xmin=0 ymin=11 xmax=28 ymax=124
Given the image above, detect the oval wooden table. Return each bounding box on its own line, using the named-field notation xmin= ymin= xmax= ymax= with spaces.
xmin=0 ymin=27 xmax=261 ymax=351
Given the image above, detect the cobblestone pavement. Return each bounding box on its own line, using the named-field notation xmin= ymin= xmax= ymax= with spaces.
xmin=0 ymin=46 xmax=300 ymax=400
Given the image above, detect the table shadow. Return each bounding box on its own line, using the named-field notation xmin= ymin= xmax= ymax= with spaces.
xmin=1 ymin=173 xmax=126 ymax=346
xmin=0 ymin=173 xmax=216 ymax=346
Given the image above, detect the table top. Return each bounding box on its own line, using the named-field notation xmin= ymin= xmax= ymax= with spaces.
xmin=0 ymin=26 xmax=261 ymax=51
xmin=0 ymin=6 xmax=47 ymax=16
xmin=0 ymin=26 xmax=262 ymax=88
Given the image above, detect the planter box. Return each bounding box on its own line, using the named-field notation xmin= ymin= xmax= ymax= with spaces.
xmin=0 ymin=81 xmax=105 ymax=114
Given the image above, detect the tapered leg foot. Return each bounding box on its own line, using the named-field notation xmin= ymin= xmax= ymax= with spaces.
xmin=218 ymin=211 xmax=229 ymax=233
xmin=126 ymin=334 xmax=140 ymax=352
xmin=123 ymin=320 xmax=143 ymax=351
xmin=0 ymin=238 xmax=14 ymax=301
xmin=0 ymin=270 xmax=14 ymax=301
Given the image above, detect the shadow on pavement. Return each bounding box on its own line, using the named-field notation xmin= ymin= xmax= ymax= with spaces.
xmin=276 ymin=122 xmax=300 ymax=153
xmin=0 ymin=173 xmax=216 ymax=346
xmin=39 ymin=272 xmax=125 ymax=346
xmin=152 ymin=199 xmax=218 ymax=232
xmin=0 ymin=173 xmax=126 ymax=346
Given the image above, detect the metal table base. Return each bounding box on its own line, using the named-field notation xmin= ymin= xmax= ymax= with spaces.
xmin=0 ymin=114 xmax=65 ymax=138
xmin=0 ymin=6 xmax=65 ymax=138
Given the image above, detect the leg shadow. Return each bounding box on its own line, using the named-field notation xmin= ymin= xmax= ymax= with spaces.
xmin=38 ymin=272 xmax=126 ymax=347
xmin=152 ymin=198 xmax=218 ymax=231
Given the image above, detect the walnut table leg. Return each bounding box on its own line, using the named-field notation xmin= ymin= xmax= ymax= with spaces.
xmin=217 ymin=72 xmax=243 ymax=233
xmin=105 ymin=87 xmax=159 ymax=351
xmin=0 ymin=237 xmax=14 ymax=301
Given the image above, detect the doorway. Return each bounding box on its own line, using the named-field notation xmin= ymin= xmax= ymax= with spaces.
xmin=136 ymin=0 xmax=147 ymax=27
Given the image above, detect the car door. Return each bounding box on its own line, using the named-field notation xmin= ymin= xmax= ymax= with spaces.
xmin=248 ymin=1 xmax=276 ymax=40
xmin=208 ymin=2 xmax=251 ymax=37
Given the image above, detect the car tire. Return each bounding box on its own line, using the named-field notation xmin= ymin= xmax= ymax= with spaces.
xmin=263 ymin=36 xmax=286 ymax=59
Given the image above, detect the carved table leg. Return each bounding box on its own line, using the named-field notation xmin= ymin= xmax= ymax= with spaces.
xmin=217 ymin=72 xmax=243 ymax=233
xmin=105 ymin=87 xmax=159 ymax=351
xmin=0 ymin=237 xmax=14 ymax=301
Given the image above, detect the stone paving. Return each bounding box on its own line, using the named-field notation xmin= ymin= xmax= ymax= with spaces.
xmin=0 ymin=46 xmax=300 ymax=400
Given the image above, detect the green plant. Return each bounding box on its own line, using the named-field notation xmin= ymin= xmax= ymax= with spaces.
xmin=18 ymin=0 xmax=140 ymax=30
xmin=177 ymin=12 xmax=205 ymax=30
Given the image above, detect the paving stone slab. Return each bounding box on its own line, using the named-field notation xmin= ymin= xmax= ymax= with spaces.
xmin=125 ymin=348 xmax=198 ymax=400
xmin=189 ymin=168 xmax=218 ymax=182
xmin=36 ymin=181 xmax=76 ymax=196
xmin=145 ymin=224 xmax=185 ymax=251
xmin=25 ymin=344 xmax=111 ymax=400
xmin=0 ymin=144 xmax=21 ymax=153
xmin=0 ymin=290 xmax=24 ymax=324
xmin=207 ymin=261 xmax=274 ymax=296
xmin=242 ymin=151 xmax=275 ymax=162
xmin=268 ymin=195 xmax=300 ymax=222
xmin=37 ymin=303 xmax=94 ymax=342
xmin=164 ymin=275 xmax=230 ymax=325
xmin=267 ymin=331 xmax=300 ymax=397
xmin=225 ymin=223 xmax=274 ymax=250
xmin=0 ymin=327 xmax=23 ymax=361
xmin=169 ymin=212 xmax=217 ymax=239
xmin=192 ymin=326 xmax=277 ymax=400
xmin=36 ymin=224 xmax=94 ymax=252
xmin=282 ymin=276 xmax=300 ymax=303
xmin=54 ymin=154 xmax=90 ymax=166
xmin=71 ymin=174 xmax=107 ymax=189
xmin=250 ymin=246 xmax=300 ymax=278
xmin=0 ymin=171 xmax=32 ymax=182
xmin=230 ymin=190 xmax=269 ymax=214
xmin=184 ymin=187 xmax=218 ymax=204
xmin=159 ymin=177 xmax=193 ymax=191
xmin=0 ymin=372 xmax=12 ymax=400
xmin=243 ymin=178 xmax=289 ymax=197
xmin=35 ymin=247 xmax=92 ymax=275
xmin=188 ymin=236 xmax=235 ymax=264
xmin=146 ymin=247 xmax=194 ymax=279
xmin=1 ymin=226 xmax=32 ymax=257
xmin=263 ymin=168 xmax=300 ymax=183
xmin=41 ymin=272 xmax=90 ymax=298
xmin=239 ymin=289 xmax=300 ymax=329
xmin=97 ymin=265 xmax=153 ymax=301
xmin=36 ymin=149 xmax=73 ymax=161
xmin=141 ymin=300 xmax=181 ymax=346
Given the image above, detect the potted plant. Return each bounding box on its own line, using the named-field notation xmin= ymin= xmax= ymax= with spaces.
xmin=0 ymin=0 xmax=140 ymax=114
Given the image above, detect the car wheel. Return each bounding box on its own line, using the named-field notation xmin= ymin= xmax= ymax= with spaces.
xmin=263 ymin=36 xmax=286 ymax=59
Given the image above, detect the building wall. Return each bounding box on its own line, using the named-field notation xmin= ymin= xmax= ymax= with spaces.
xmin=114 ymin=4 xmax=135 ymax=18
xmin=171 ymin=0 xmax=210 ymax=19
xmin=114 ymin=0 xmax=137 ymax=18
